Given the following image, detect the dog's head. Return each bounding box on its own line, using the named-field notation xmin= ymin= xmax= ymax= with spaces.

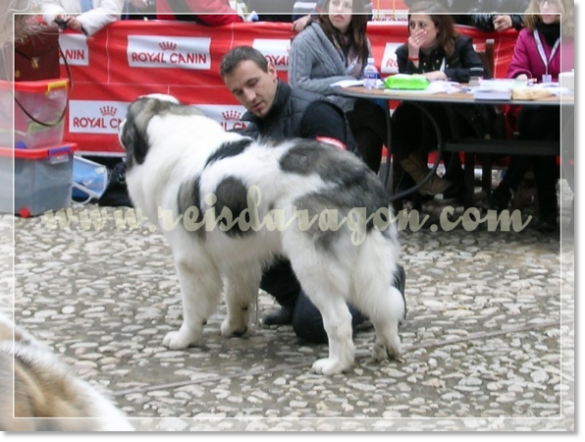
xmin=119 ymin=94 xmax=200 ymax=170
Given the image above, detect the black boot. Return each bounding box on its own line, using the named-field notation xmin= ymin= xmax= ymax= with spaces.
xmin=262 ymin=304 xmax=294 ymax=326
xmin=489 ymin=184 xmax=512 ymax=212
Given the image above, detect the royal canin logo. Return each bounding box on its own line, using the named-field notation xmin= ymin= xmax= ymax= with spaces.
xmin=100 ymin=106 xmax=117 ymax=117
xmin=222 ymin=110 xmax=242 ymax=121
xmin=127 ymin=36 xmax=212 ymax=70
xmin=159 ymin=41 xmax=177 ymax=51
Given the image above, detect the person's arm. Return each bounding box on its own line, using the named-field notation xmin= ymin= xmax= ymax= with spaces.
xmin=507 ymin=31 xmax=533 ymax=79
xmin=76 ymin=0 xmax=125 ymax=35
xmin=300 ymin=102 xmax=357 ymax=154
xmin=41 ymin=0 xmax=68 ymax=27
xmin=443 ymin=37 xmax=484 ymax=82
xmin=395 ymin=44 xmax=423 ymax=74
xmin=289 ymin=32 xmax=355 ymax=95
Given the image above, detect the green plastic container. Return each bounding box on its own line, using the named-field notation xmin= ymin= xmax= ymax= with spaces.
xmin=384 ymin=74 xmax=430 ymax=90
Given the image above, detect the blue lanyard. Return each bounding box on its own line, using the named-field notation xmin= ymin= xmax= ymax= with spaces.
xmin=534 ymin=31 xmax=560 ymax=75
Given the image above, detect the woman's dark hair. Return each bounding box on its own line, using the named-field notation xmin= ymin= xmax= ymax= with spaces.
xmin=407 ymin=0 xmax=458 ymax=57
xmin=309 ymin=0 xmax=370 ymax=66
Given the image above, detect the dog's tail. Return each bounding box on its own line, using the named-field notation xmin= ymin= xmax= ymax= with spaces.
xmin=350 ymin=229 xmax=404 ymax=323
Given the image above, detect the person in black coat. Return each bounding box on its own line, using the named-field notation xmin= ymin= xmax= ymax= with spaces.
xmin=404 ymin=0 xmax=530 ymax=32
xmin=392 ymin=0 xmax=490 ymax=198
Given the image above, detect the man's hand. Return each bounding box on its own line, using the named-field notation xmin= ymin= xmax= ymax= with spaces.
xmin=63 ymin=16 xmax=84 ymax=32
xmin=292 ymin=15 xmax=310 ymax=32
xmin=493 ymin=15 xmax=513 ymax=32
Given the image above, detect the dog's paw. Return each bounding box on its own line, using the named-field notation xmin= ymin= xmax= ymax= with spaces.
xmin=162 ymin=330 xmax=199 ymax=349
xmin=220 ymin=318 xmax=248 ymax=337
xmin=372 ymin=341 xmax=402 ymax=362
xmin=312 ymin=357 xmax=351 ymax=375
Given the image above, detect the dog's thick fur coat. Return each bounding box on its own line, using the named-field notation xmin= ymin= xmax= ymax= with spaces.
xmin=120 ymin=94 xmax=405 ymax=375
xmin=0 ymin=313 xmax=134 ymax=431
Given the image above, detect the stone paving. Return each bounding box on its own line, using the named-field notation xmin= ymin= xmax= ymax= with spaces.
xmin=0 ymin=181 xmax=575 ymax=432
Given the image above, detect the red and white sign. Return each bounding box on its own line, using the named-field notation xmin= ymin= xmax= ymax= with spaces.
xmin=380 ymin=42 xmax=402 ymax=74
xmin=196 ymin=104 xmax=249 ymax=131
xmin=55 ymin=21 xmax=518 ymax=155
xmin=68 ymin=100 xmax=128 ymax=134
xmin=127 ymin=36 xmax=212 ymax=70
xmin=252 ymin=39 xmax=290 ymax=71
xmin=59 ymin=34 xmax=89 ymax=66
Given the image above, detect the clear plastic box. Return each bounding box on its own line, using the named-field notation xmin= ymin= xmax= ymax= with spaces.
xmin=0 ymin=143 xmax=77 ymax=217
xmin=0 ymin=78 xmax=69 ymax=149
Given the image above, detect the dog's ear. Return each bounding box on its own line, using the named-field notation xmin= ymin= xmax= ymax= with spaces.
xmin=120 ymin=98 xmax=155 ymax=169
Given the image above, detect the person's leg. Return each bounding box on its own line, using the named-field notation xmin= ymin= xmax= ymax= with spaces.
xmin=259 ymin=258 xmax=301 ymax=325
xmin=291 ymin=290 xmax=367 ymax=344
xmin=533 ymin=155 xmax=559 ymax=231
xmin=346 ymin=99 xmax=386 ymax=173
xmin=391 ymin=103 xmax=450 ymax=195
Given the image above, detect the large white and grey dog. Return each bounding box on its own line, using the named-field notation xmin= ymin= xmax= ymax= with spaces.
xmin=0 ymin=313 xmax=134 ymax=431
xmin=119 ymin=94 xmax=405 ymax=375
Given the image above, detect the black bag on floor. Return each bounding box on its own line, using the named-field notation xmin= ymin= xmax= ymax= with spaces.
xmin=97 ymin=161 xmax=133 ymax=207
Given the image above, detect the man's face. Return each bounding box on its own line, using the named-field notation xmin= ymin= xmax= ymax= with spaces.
xmin=222 ymin=60 xmax=278 ymax=118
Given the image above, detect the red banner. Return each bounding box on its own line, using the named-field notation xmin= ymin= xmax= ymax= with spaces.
xmin=58 ymin=20 xmax=517 ymax=155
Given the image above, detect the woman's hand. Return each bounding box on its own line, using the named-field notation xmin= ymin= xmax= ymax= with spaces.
xmin=493 ymin=15 xmax=513 ymax=32
xmin=408 ymin=29 xmax=426 ymax=56
xmin=292 ymin=15 xmax=310 ymax=32
xmin=423 ymin=71 xmax=447 ymax=81
xmin=515 ymin=74 xmax=529 ymax=81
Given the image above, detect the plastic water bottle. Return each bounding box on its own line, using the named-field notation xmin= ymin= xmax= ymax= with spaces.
xmin=363 ymin=57 xmax=379 ymax=90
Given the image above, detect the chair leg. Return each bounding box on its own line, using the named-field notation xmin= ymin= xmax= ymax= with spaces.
xmin=463 ymin=153 xmax=475 ymax=208
xmin=481 ymin=154 xmax=492 ymax=197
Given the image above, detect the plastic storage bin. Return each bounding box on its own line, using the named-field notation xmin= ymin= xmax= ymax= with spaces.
xmin=0 ymin=143 xmax=77 ymax=217
xmin=0 ymin=78 xmax=69 ymax=149
xmin=72 ymin=156 xmax=108 ymax=203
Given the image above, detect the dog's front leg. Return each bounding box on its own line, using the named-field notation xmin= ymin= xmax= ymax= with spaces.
xmin=163 ymin=258 xmax=222 ymax=349
xmin=220 ymin=265 xmax=261 ymax=337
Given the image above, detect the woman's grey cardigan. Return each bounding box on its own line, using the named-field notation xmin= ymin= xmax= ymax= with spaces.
xmin=289 ymin=22 xmax=371 ymax=113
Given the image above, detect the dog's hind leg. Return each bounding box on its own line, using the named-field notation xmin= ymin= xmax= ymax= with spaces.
xmin=287 ymin=249 xmax=355 ymax=374
xmin=351 ymin=234 xmax=404 ymax=363
xmin=368 ymin=285 xmax=404 ymax=363
xmin=163 ymin=253 xmax=222 ymax=349
xmin=220 ymin=264 xmax=262 ymax=337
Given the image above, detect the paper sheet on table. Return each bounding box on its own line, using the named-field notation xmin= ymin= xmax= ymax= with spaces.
xmin=383 ymin=80 xmax=462 ymax=94
xmin=331 ymin=79 xmax=364 ymax=88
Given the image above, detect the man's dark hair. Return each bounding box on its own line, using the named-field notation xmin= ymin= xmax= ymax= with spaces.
xmin=220 ymin=46 xmax=269 ymax=78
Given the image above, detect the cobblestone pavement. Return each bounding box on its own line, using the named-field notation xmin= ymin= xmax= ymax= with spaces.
xmin=0 ymin=182 xmax=575 ymax=432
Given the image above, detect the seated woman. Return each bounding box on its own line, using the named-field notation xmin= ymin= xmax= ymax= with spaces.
xmin=490 ymin=0 xmax=572 ymax=232
xmin=392 ymin=0 xmax=490 ymax=198
xmin=288 ymin=0 xmax=387 ymax=173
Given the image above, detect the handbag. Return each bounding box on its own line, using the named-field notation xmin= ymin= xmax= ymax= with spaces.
xmin=12 ymin=20 xmax=72 ymax=128
xmin=14 ymin=23 xmax=61 ymax=81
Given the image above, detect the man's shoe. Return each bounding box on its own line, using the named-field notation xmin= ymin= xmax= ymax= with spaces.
xmin=262 ymin=305 xmax=294 ymax=326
